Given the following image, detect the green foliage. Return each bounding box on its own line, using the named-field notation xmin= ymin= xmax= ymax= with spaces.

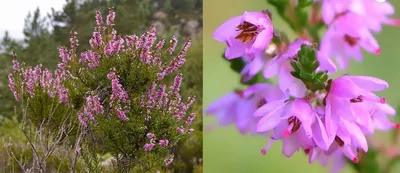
xmin=290 ymin=44 xmax=328 ymax=91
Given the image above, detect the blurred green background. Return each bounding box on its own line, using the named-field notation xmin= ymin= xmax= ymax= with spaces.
xmin=203 ymin=0 xmax=400 ymax=173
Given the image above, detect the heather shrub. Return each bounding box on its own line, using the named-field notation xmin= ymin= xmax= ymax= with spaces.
xmin=7 ymin=8 xmax=196 ymax=172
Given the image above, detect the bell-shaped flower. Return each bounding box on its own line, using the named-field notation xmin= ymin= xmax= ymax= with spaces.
xmin=213 ymin=11 xmax=274 ymax=60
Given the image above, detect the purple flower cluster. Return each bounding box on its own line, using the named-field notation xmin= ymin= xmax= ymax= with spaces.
xmin=143 ymin=132 xmax=170 ymax=151
xmin=320 ymin=0 xmax=399 ymax=69
xmin=8 ymin=61 xmax=70 ymax=104
xmin=141 ymin=73 xmax=196 ymax=134
xmin=77 ymin=94 xmax=105 ymax=127
xmin=107 ymin=71 xmax=130 ymax=120
xmin=80 ymin=50 xmax=101 ymax=68
xmin=208 ymin=1 xmax=399 ymax=171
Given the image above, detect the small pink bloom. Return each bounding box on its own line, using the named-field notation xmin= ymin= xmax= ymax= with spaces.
xmin=144 ymin=143 xmax=155 ymax=151
xmin=320 ymin=13 xmax=380 ymax=70
xmin=159 ymin=140 xmax=169 ymax=147
xmin=213 ymin=11 xmax=273 ymax=60
xmin=146 ymin=133 xmax=155 ymax=139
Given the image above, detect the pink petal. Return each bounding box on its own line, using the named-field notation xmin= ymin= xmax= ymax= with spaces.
xmin=243 ymin=83 xmax=269 ymax=98
xmin=292 ymin=99 xmax=314 ymax=138
xmin=253 ymin=100 xmax=286 ymax=117
xmin=249 ymin=54 xmax=266 ymax=76
xmin=322 ymin=1 xmax=335 ymax=24
xmin=345 ymin=75 xmax=388 ymax=91
xmin=206 ymin=93 xmax=239 ymax=114
xmin=213 ymin=16 xmax=242 ymax=42
xmin=341 ymin=118 xmax=368 ymax=152
xmin=325 ymin=98 xmax=338 ymax=145
xmin=256 ymin=106 xmax=284 ymax=132
xmin=329 ymin=77 xmax=360 ymax=98
xmin=225 ymin=45 xmax=245 ymax=59
xmin=330 ymin=97 xmax=355 ymax=121
xmin=252 ymin=29 xmax=272 ymax=52
xmin=312 ymin=114 xmax=330 ymax=150
xmin=282 ymin=135 xmax=301 ymax=157
xmin=263 ymin=57 xmax=280 ymax=78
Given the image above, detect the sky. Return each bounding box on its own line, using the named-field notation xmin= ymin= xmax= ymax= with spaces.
xmin=0 ymin=0 xmax=66 ymax=40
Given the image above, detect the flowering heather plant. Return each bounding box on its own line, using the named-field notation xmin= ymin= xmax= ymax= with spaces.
xmin=8 ymin=8 xmax=196 ymax=172
xmin=207 ymin=0 xmax=400 ymax=172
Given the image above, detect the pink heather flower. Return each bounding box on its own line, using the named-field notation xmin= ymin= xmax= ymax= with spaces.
xmin=255 ymin=98 xmax=330 ymax=155
xmin=146 ymin=133 xmax=155 ymax=139
xmin=171 ymin=73 xmax=182 ymax=95
xmin=308 ymin=147 xmax=347 ymax=173
xmin=321 ymin=0 xmax=399 ymax=32
xmin=115 ymin=107 xmax=129 ymax=120
xmin=104 ymin=37 xmax=124 ymax=57
xmin=125 ymin=35 xmax=138 ymax=47
xmin=359 ymin=0 xmax=399 ymax=32
xmin=187 ymin=128 xmax=194 ymax=134
xmin=155 ymin=39 xmax=165 ymax=50
xmin=324 ymin=75 xmax=397 ymax=145
xmin=144 ymin=143 xmax=155 ymax=151
xmin=95 ymin=10 xmax=103 ymax=26
xmin=213 ymin=11 xmax=274 ymax=60
xmin=185 ymin=113 xmax=196 ymax=126
xmin=164 ymin=155 xmax=174 ymax=166
xmin=206 ymin=84 xmax=287 ymax=134
xmin=8 ymin=74 xmax=20 ymax=101
xmin=106 ymin=8 xmax=115 ymax=26
xmin=80 ymin=50 xmax=101 ymax=68
xmin=264 ymin=40 xmax=336 ymax=97
xmin=108 ymin=71 xmax=129 ymax=105
xmin=58 ymin=87 xmax=69 ymax=104
xmin=167 ymin=35 xmax=178 ymax=55
xmin=78 ymin=113 xmax=88 ymax=127
xmin=240 ymin=53 xmax=268 ymax=82
xmin=84 ymin=95 xmax=104 ymax=119
xmin=157 ymin=40 xmax=190 ymax=80
xmin=12 ymin=60 xmax=19 ymax=71
xmin=58 ymin=47 xmax=71 ymax=63
xmin=89 ymin=31 xmax=103 ymax=48
xmin=69 ymin=31 xmax=79 ymax=48
xmin=176 ymin=126 xmax=185 ymax=134
xmin=76 ymin=146 xmax=81 ymax=153
xmin=320 ymin=13 xmax=380 ymax=70
xmin=159 ymin=140 xmax=169 ymax=147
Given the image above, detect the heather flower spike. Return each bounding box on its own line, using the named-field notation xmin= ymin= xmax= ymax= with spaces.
xmin=208 ymin=1 xmax=400 ymax=172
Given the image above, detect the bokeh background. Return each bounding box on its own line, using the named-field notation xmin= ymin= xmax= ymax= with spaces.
xmin=203 ymin=0 xmax=400 ymax=172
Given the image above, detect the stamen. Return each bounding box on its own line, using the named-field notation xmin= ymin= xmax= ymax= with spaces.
xmin=261 ymin=139 xmax=274 ymax=155
xmin=335 ymin=136 xmax=345 ymax=147
xmin=304 ymin=148 xmax=310 ymax=155
xmin=235 ymin=90 xmax=245 ymax=98
xmin=257 ymin=99 xmax=267 ymax=108
xmin=380 ymin=97 xmax=386 ymax=104
xmin=284 ymin=123 xmax=294 ymax=137
xmin=235 ymin=21 xmax=259 ymax=43
xmin=344 ymin=35 xmax=360 ymax=47
xmin=358 ymin=95 xmax=386 ymax=104
xmin=375 ymin=48 xmax=381 ymax=55
xmin=352 ymin=157 xmax=359 ymax=163
xmin=350 ymin=96 xmax=363 ymax=103
xmin=390 ymin=18 xmax=400 ymax=26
